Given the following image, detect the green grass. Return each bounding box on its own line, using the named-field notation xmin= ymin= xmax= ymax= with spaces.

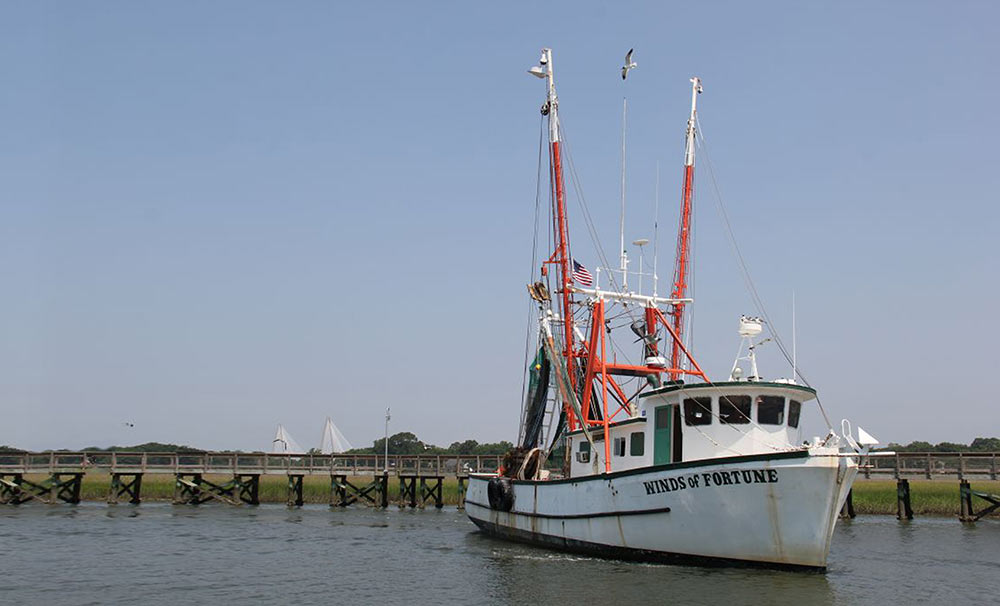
xmin=851 ymin=479 xmax=1000 ymax=516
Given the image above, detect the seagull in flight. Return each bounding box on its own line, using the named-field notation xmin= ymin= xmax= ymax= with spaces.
xmin=622 ymin=48 xmax=637 ymax=80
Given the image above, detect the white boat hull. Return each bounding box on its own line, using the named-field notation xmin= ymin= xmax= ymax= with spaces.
xmin=465 ymin=449 xmax=857 ymax=570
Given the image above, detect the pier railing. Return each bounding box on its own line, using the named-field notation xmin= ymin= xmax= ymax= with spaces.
xmin=1 ymin=451 xmax=996 ymax=480
xmin=0 ymin=451 xmax=504 ymax=477
xmin=863 ymin=452 xmax=998 ymax=480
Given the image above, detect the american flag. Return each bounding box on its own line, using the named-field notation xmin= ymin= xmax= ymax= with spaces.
xmin=572 ymin=260 xmax=594 ymax=287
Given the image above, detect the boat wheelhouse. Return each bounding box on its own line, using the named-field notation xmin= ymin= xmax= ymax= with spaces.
xmin=566 ymin=382 xmax=817 ymax=477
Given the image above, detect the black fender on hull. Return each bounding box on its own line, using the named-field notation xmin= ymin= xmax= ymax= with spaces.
xmin=487 ymin=477 xmax=515 ymax=511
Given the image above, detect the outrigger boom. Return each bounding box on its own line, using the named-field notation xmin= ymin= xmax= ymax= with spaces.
xmin=565 ymin=286 xmax=691 ymax=307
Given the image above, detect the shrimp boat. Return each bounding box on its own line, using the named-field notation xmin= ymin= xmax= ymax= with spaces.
xmin=465 ymin=49 xmax=879 ymax=570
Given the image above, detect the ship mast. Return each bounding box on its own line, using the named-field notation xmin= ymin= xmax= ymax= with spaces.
xmin=530 ymin=49 xmax=577 ymax=421
xmin=669 ymin=77 xmax=702 ymax=379
xmin=528 ymin=52 xmax=711 ymax=473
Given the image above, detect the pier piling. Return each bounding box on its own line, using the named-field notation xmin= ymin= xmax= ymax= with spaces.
xmin=896 ymin=479 xmax=914 ymax=520
xmin=0 ymin=473 xmax=82 ymax=505
xmin=959 ymin=480 xmax=1000 ymax=522
xmin=287 ymin=474 xmax=304 ymax=507
xmin=0 ymin=474 xmax=29 ymax=504
xmin=381 ymin=472 xmax=389 ymax=508
xmin=108 ymin=473 xmax=143 ymax=504
xmin=173 ymin=474 xmax=259 ymax=506
xmin=399 ymin=475 xmax=418 ymax=508
xmin=331 ymin=474 xmax=388 ymax=508
xmin=839 ymin=489 xmax=855 ymax=519
xmin=398 ymin=475 xmax=443 ymax=508
xmin=419 ymin=476 xmax=444 ymax=509
xmin=457 ymin=476 xmax=467 ymax=510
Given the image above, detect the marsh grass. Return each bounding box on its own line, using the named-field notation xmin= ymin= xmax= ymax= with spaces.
xmin=851 ymin=479 xmax=1000 ymax=516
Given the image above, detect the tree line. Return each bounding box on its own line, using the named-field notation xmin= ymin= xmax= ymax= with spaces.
xmin=342 ymin=432 xmax=514 ymax=456
xmin=0 ymin=433 xmax=515 ymax=455
xmin=6 ymin=435 xmax=997 ymax=455
xmin=878 ymin=437 xmax=1000 ymax=453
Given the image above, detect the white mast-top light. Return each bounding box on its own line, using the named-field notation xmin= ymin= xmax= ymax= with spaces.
xmin=684 ymin=77 xmax=702 ymax=168
xmin=528 ymin=49 xmax=559 ymax=144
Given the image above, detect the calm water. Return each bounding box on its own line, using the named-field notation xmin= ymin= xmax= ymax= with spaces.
xmin=1 ymin=504 xmax=998 ymax=605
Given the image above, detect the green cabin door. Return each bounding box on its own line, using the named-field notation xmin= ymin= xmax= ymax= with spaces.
xmin=653 ymin=405 xmax=673 ymax=465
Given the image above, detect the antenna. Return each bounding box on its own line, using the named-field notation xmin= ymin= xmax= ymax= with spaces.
xmin=619 ymin=98 xmax=628 ymax=290
xmin=633 ymin=238 xmax=649 ymax=295
xmin=619 ymin=48 xmax=637 ymax=291
xmin=792 ymin=291 xmax=797 ymax=384
xmin=652 ymin=161 xmax=660 ymax=297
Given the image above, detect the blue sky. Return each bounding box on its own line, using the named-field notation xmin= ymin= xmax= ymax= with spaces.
xmin=2 ymin=2 xmax=997 ymax=451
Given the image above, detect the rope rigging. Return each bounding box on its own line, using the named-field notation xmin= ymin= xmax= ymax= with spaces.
xmin=521 ymin=56 xmax=815 ymax=454
xmin=695 ymin=116 xmax=834 ymax=431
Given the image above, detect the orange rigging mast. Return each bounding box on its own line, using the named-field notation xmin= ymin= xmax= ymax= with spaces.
xmin=669 ymin=77 xmax=703 ymax=380
xmin=529 ymin=51 xmax=708 ymax=473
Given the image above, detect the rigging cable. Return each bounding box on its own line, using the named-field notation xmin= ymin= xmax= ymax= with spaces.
xmin=518 ymin=116 xmax=549 ymax=442
xmin=695 ymin=116 xmax=834 ymax=431
xmin=558 ymin=128 xmax=644 ymax=332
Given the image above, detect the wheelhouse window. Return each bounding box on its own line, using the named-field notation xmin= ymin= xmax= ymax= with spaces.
xmin=613 ymin=437 xmax=627 ymax=457
xmin=630 ymin=432 xmax=645 ymax=456
xmin=757 ymin=395 xmax=785 ymax=425
xmin=719 ymin=395 xmax=751 ymax=424
xmin=576 ymin=440 xmax=590 ymax=463
xmin=683 ymin=397 xmax=713 ymax=426
xmin=788 ymin=400 xmax=801 ymax=428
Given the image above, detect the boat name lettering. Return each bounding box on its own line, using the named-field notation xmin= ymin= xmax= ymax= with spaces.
xmin=642 ymin=469 xmax=779 ymax=495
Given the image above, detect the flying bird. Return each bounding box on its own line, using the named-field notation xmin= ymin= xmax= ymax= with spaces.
xmin=622 ymin=48 xmax=637 ymax=80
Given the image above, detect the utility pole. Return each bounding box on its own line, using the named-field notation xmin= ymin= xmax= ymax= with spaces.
xmin=384 ymin=407 xmax=390 ymax=473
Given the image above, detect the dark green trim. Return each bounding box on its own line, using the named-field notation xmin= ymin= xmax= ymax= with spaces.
xmin=470 ymin=449 xmax=810 ymax=487
xmin=638 ymin=381 xmax=817 ymax=400
xmin=565 ymin=416 xmax=647 ymax=438
xmin=465 ymin=500 xmax=671 ymax=519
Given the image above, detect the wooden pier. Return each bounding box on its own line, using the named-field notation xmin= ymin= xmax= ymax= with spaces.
xmin=2 ymin=451 xmax=997 ymax=521
xmin=862 ymin=451 xmax=998 ymax=480
xmin=0 ymin=451 xmax=501 ymax=509
xmin=832 ymin=452 xmax=1000 ymax=522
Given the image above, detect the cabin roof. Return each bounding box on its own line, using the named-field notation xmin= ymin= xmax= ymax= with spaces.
xmin=564 ymin=415 xmax=646 ymax=437
xmin=638 ymin=380 xmax=818 ymax=399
